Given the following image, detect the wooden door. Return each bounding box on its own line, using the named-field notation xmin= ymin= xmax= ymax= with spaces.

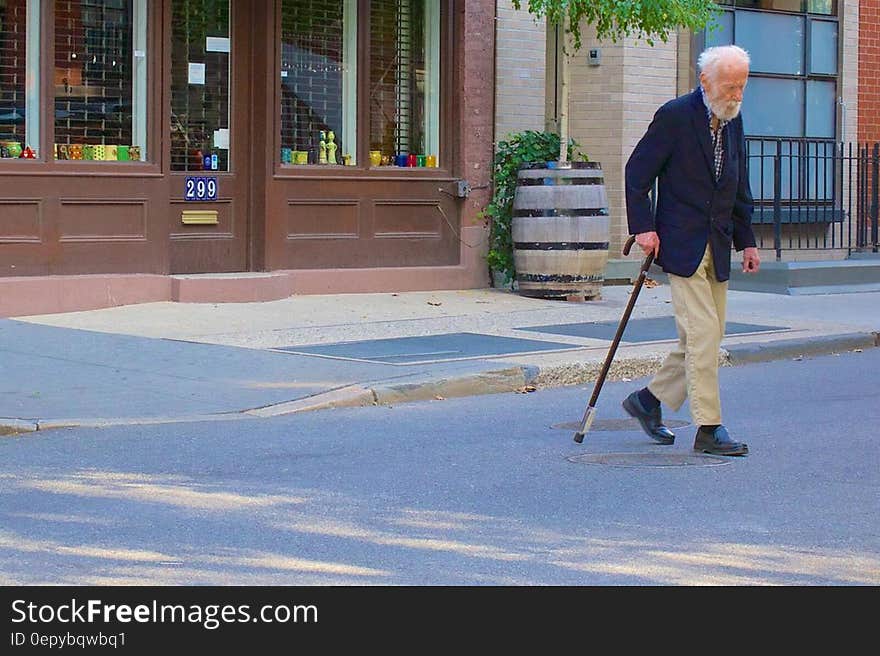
xmin=168 ymin=0 xmax=253 ymax=273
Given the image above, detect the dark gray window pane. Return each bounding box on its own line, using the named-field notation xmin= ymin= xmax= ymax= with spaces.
xmin=736 ymin=1 xmax=803 ymax=10
xmin=743 ymin=77 xmax=803 ymax=137
xmin=730 ymin=0 xmax=836 ymax=12
xmin=705 ymin=10 xmax=733 ymax=47
xmin=809 ymin=19 xmax=837 ymax=75
xmin=806 ymin=0 xmax=835 ymax=15
xmin=805 ymin=79 xmax=835 ymax=138
xmin=735 ymin=11 xmax=804 ymax=75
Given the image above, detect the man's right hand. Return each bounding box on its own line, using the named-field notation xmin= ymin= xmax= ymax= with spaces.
xmin=635 ymin=231 xmax=660 ymax=259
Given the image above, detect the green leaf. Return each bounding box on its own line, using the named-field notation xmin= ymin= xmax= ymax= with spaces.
xmin=510 ymin=0 xmax=718 ymax=51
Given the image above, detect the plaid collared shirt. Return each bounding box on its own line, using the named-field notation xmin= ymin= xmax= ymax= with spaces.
xmin=710 ymin=113 xmax=728 ymax=180
xmin=701 ymin=87 xmax=728 ymax=180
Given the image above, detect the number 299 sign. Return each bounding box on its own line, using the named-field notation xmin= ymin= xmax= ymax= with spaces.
xmin=184 ymin=176 xmax=218 ymax=201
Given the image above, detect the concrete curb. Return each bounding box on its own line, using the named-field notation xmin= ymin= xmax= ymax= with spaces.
xmin=1 ymin=331 xmax=876 ymax=432
xmin=0 ymin=419 xmax=39 ymax=436
xmin=245 ymin=385 xmax=377 ymax=417
xmin=371 ymin=367 xmax=529 ymax=405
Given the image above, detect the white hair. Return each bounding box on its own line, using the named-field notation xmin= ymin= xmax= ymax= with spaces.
xmin=698 ymin=45 xmax=750 ymax=79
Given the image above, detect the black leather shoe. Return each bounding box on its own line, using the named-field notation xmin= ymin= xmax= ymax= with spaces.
xmin=693 ymin=425 xmax=748 ymax=456
xmin=622 ymin=391 xmax=675 ymax=444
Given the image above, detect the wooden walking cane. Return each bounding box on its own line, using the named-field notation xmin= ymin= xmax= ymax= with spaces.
xmin=573 ymin=235 xmax=655 ymax=443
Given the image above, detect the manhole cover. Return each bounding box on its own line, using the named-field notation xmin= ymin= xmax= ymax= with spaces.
xmin=551 ymin=419 xmax=691 ymax=432
xmin=567 ymin=452 xmax=731 ymax=468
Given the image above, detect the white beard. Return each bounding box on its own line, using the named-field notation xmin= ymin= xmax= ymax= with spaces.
xmin=709 ymin=97 xmax=742 ymax=122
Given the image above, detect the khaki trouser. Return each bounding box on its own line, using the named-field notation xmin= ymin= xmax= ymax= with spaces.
xmin=648 ymin=245 xmax=727 ymax=426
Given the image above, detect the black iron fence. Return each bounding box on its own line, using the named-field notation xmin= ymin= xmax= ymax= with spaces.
xmin=746 ymin=138 xmax=879 ymax=260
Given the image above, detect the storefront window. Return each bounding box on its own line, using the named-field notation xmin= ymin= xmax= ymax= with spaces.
xmin=54 ymin=0 xmax=148 ymax=162
xmin=369 ymin=0 xmax=440 ymax=167
xmin=170 ymin=0 xmax=230 ymax=171
xmin=279 ymin=0 xmax=356 ymax=166
xmin=0 ymin=0 xmax=39 ymax=159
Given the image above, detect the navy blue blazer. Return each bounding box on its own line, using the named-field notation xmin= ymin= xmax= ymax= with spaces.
xmin=624 ymin=88 xmax=757 ymax=282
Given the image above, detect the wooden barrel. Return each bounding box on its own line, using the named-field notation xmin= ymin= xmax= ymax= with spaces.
xmin=511 ymin=161 xmax=610 ymax=300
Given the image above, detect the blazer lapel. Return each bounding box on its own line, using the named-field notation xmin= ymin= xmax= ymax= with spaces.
xmin=689 ymin=88 xmax=716 ymax=179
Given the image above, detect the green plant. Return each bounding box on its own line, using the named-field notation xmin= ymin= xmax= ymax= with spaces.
xmin=482 ymin=130 xmax=586 ymax=285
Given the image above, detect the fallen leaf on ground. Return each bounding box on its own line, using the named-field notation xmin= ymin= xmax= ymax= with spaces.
xmin=427 ymin=301 xmax=442 ymax=306
xmin=434 ymin=395 xmax=445 ymax=400
xmin=515 ymin=385 xmax=537 ymax=394
xmin=644 ymin=278 xmax=660 ymax=288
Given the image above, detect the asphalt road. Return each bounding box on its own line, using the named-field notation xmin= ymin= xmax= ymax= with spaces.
xmin=1 ymin=349 xmax=878 ymax=586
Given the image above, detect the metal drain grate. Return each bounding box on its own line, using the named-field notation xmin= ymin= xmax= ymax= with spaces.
xmin=518 ymin=317 xmax=788 ymax=342
xmin=567 ymin=452 xmax=731 ymax=468
xmin=551 ymin=419 xmax=691 ymax=432
xmin=277 ymin=332 xmax=582 ymax=364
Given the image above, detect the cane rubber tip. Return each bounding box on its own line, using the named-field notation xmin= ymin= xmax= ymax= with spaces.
xmin=573 ymin=433 xmax=584 ymax=443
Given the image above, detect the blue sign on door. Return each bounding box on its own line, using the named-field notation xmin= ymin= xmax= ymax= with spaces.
xmin=184 ymin=176 xmax=218 ymax=201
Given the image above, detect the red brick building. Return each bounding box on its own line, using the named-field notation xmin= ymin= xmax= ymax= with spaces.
xmin=860 ymin=0 xmax=880 ymax=143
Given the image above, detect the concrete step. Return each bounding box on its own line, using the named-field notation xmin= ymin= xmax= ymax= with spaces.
xmin=171 ymin=272 xmax=291 ymax=303
xmin=630 ymin=257 xmax=880 ymax=295
xmin=728 ymin=259 xmax=880 ymax=295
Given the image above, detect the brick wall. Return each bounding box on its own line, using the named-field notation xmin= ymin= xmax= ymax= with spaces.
xmin=494 ymin=1 xmax=546 ymax=142
xmin=568 ymin=26 xmax=678 ymax=257
xmin=860 ymin=0 xmax=880 ymax=143
xmin=458 ymin=0 xmax=496 ymax=231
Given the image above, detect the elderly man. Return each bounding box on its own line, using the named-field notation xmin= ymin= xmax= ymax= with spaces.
xmin=622 ymin=44 xmax=761 ymax=456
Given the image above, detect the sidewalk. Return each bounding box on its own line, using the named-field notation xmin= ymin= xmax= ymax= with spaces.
xmin=2 ymin=281 xmax=878 ymax=433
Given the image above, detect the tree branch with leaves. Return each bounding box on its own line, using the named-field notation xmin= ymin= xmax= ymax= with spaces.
xmin=511 ymin=0 xmax=719 ymax=164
